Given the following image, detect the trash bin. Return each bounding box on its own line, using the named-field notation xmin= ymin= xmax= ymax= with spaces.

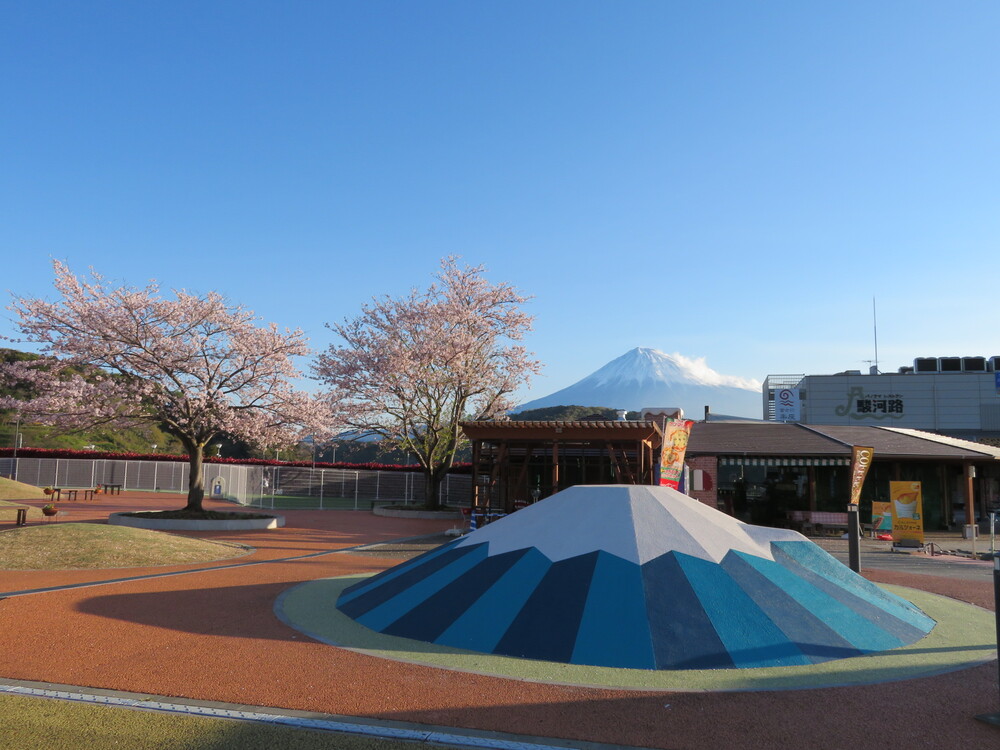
xmin=963 ymin=524 xmax=979 ymax=540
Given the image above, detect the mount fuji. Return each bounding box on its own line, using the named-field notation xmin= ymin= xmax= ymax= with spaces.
xmin=515 ymin=347 xmax=763 ymax=419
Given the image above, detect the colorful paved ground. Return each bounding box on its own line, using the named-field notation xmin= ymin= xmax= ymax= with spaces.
xmin=0 ymin=492 xmax=997 ymax=749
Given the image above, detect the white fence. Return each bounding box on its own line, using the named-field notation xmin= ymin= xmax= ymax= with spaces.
xmin=0 ymin=457 xmax=471 ymax=510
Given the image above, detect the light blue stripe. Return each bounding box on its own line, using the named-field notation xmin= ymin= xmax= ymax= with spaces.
xmin=435 ymin=547 xmax=551 ymax=653
xmin=770 ymin=542 xmax=935 ymax=633
xmin=732 ymin=552 xmax=904 ymax=653
xmin=338 ymin=539 xmax=464 ymax=606
xmin=675 ymin=553 xmax=812 ymax=668
xmin=357 ymin=545 xmax=490 ymax=632
xmin=571 ymin=551 xmax=655 ymax=669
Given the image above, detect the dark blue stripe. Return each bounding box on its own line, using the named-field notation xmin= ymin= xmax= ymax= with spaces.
xmin=338 ymin=538 xmax=466 ymax=605
xmin=642 ymin=552 xmax=734 ymax=670
xmin=382 ymin=548 xmax=530 ymax=642
xmin=337 ymin=542 xmax=484 ymax=619
xmin=494 ymin=551 xmax=599 ymax=663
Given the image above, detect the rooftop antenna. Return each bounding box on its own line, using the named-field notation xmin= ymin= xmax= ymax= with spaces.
xmin=872 ymin=296 xmax=879 ymax=374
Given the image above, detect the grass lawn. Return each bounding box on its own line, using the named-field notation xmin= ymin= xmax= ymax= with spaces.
xmin=0 ymin=476 xmax=45 ymax=501
xmin=0 ymin=693 xmax=452 ymax=750
xmin=0 ymin=499 xmax=43 ymax=523
xmin=0 ymin=523 xmax=248 ymax=570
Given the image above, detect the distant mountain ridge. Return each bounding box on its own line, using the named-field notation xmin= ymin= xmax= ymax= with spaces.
xmin=514 ymin=347 xmax=763 ymax=419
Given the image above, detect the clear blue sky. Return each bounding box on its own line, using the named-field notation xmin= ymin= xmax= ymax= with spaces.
xmin=3 ymin=1 xmax=999 ymax=403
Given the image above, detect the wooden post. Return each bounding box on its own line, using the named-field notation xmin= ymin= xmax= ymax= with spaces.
xmin=552 ymin=440 xmax=559 ymax=493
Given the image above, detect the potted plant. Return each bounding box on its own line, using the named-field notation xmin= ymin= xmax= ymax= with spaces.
xmin=42 ymin=503 xmax=58 ymax=517
xmin=42 ymin=486 xmax=54 ymax=496
xmin=94 ymin=484 xmax=103 ymax=494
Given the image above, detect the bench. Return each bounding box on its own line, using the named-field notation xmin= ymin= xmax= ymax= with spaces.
xmin=787 ymin=510 xmax=850 ymax=536
xmin=104 ymin=484 xmax=123 ymax=495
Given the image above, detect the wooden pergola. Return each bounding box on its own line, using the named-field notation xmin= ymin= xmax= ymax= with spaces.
xmin=461 ymin=419 xmax=664 ymax=514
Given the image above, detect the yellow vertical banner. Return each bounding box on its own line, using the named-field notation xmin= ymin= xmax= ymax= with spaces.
xmin=849 ymin=446 xmax=874 ymax=505
xmin=889 ymin=481 xmax=924 ymax=545
xmin=660 ymin=419 xmax=694 ymax=489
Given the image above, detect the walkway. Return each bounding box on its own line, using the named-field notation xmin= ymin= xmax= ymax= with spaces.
xmin=0 ymin=492 xmax=997 ymax=750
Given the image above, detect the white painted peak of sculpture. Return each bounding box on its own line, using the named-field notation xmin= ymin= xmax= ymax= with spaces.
xmin=456 ymin=484 xmax=806 ymax=565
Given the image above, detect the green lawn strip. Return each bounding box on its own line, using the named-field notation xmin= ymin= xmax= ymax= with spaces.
xmin=279 ymin=579 xmax=997 ymax=692
xmin=0 ymin=523 xmax=249 ymax=570
xmin=0 ymin=693 xmax=442 ymax=750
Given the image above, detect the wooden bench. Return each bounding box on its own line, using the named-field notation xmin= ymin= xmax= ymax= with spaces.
xmin=787 ymin=510 xmax=850 ymax=536
xmin=104 ymin=483 xmax=123 ymax=495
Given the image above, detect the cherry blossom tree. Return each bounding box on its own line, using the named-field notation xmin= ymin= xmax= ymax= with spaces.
xmin=315 ymin=258 xmax=539 ymax=509
xmin=1 ymin=261 xmax=328 ymax=513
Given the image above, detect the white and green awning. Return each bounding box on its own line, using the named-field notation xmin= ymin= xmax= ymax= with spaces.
xmin=719 ymin=456 xmax=851 ymax=467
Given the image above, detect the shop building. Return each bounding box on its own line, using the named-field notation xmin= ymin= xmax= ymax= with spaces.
xmin=764 ymin=355 xmax=1000 ymax=440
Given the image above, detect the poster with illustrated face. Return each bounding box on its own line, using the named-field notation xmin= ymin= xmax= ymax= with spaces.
xmin=660 ymin=419 xmax=693 ymax=489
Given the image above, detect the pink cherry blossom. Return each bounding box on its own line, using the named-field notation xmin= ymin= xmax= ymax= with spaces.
xmin=315 ymin=257 xmax=539 ymax=508
xmin=2 ymin=261 xmax=329 ymax=511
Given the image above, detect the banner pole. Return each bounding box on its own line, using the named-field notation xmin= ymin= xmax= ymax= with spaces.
xmin=974 ymin=555 xmax=1000 ymax=727
xmin=847 ymin=504 xmax=861 ymax=573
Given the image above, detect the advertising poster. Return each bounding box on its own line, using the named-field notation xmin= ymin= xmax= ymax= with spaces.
xmin=889 ymin=481 xmax=924 ymax=545
xmin=849 ymin=446 xmax=874 ymax=505
xmin=660 ymin=419 xmax=694 ymax=489
xmin=871 ymin=501 xmax=892 ymax=532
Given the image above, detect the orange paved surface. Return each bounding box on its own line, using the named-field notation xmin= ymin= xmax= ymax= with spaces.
xmin=1 ymin=492 xmax=998 ymax=750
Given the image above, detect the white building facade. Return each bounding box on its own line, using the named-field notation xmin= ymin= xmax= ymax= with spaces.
xmin=764 ymin=356 xmax=1000 ymax=440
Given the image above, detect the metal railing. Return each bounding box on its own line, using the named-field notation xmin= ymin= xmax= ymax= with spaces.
xmin=0 ymin=457 xmax=471 ymax=510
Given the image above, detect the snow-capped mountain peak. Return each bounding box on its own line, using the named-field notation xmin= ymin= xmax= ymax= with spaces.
xmin=515 ymin=347 xmax=763 ymax=418
xmin=590 ymin=348 xmax=761 ymax=391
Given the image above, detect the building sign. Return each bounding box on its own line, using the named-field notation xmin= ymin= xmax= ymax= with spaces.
xmin=889 ymin=481 xmax=924 ymax=545
xmin=774 ymin=387 xmax=800 ymax=422
xmin=660 ymin=419 xmax=694 ymax=490
xmin=849 ymin=446 xmax=874 ymax=505
xmin=835 ymin=386 xmax=904 ymax=420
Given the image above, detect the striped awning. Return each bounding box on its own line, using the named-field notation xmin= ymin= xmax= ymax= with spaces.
xmin=719 ymin=456 xmax=851 ymax=467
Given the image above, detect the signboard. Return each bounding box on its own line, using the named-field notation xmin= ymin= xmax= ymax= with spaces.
xmin=660 ymin=419 xmax=694 ymax=490
xmin=849 ymin=446 xmax=874 ymax=505
xmin=835 ymin=386 xmax=905 ymax=421
xmin=871 ymin=501 xmax=892 ymax=532
xmin=774 ymin=387 xmax=800 ymax=422
xmin=889 ymin=481 xmax=924 ymax=545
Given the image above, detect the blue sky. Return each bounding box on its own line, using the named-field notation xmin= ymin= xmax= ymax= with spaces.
xmin=2 ymin=1 xmax=999 ymax=404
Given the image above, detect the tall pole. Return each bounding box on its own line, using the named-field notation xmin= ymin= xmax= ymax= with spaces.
xmin=847 ymin=504 xmax=861 ymax=573
xmin=975 ymin=555 xmax=1000 ymax=726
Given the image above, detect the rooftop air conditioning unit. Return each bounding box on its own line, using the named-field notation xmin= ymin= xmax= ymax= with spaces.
xmin=938 ymin=357 xmax=962 ymax=372
xmin=962 ymin=357 xmax=987 ymax=372
xmin=914 ymin=357 xmax=938 ymax=372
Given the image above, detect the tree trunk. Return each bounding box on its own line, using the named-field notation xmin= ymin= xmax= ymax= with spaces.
xmin=423 ymin=467 xmax=447 ymax=510
xmin=183 ymin=441 xmax=206 ymax=512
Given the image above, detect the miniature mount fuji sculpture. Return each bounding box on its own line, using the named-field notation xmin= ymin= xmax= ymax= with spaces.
xmin=337 ymin=486 xmax=935 ymax=670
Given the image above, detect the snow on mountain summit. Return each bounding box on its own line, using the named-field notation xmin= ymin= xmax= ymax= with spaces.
xmin=514 ymin=347 xmax=763 ymax=418
xmin=591 ymin=348 xmax=761 ymax=390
